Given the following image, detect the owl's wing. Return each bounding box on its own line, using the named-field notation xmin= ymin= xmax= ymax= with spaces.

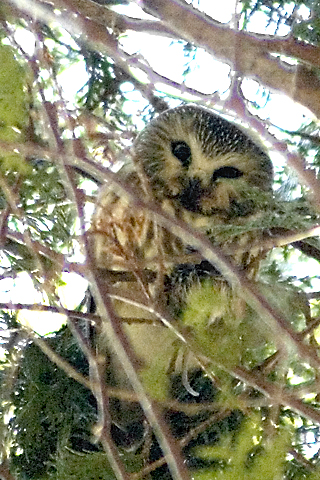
xmin=90 ymin=171 xmax=181 ymax=387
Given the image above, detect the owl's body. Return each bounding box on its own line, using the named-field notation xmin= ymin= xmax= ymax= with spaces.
xmin=91 ymin=104 xmax=273 ymax=400
xmin=91 ymin=104 xmax=274 ymax=451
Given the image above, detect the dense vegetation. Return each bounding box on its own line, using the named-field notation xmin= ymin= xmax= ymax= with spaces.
xmin=1 ymin=1 xmax=320 ymax=479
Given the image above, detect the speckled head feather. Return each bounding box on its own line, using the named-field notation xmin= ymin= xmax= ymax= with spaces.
xmin=134 ymin=105 xmax=273 ymax=221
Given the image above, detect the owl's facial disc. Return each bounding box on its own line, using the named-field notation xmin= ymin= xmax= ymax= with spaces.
xmin=134 ymin=105 xmax=273 ymax=218
xmin=171 ymin=139 xmax=246 ymax=215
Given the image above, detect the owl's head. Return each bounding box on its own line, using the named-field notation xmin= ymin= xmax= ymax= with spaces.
xmin=134 ymin=105 xmax=273 ymax=222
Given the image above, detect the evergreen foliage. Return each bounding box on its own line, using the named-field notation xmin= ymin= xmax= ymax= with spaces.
xmin=0 ymin=1 xmax=320 ymax=479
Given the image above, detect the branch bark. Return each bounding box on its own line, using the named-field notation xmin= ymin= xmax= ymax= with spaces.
xmin=138 ymin=0 xmax=320 ymax=118
xmin=12 ymin=0 xmax=320 ymax=117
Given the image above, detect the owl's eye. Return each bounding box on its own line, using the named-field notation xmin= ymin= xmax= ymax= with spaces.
xmin=171 ymin=141 xmax=191 ymax=168
xmin=211 ymin=166 xmax=243 ymax=182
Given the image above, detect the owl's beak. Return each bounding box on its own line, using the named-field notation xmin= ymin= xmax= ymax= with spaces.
xmin=179 ymin=178 xmax=202 ymax=213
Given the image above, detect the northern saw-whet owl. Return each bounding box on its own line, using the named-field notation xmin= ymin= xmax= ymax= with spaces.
xmin=93 ymin=104 xmax=273 ymax=316
xmin=91 ymin=104 xmax=274 ymax=435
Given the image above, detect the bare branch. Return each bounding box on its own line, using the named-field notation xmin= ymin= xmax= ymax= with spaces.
xmin=137 ymin=0 xmax=320 ymax=118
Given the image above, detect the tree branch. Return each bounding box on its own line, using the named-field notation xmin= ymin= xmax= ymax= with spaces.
xmin=138 ymin=0 xmax=320 ymax=118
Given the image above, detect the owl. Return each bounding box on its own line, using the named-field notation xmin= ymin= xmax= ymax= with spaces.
xmin=91 ymin=104 xmax=274 ymax=440
xmin=92 ymin=104 xmax=273 ymax=313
